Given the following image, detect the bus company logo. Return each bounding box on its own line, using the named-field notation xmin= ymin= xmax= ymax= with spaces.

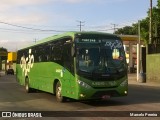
xmin=20 ymin=49 xmax=34 ymax=76
xmin=105 ymin=40 xmax=122 ymax=49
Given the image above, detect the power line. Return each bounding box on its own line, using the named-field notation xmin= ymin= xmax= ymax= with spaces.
xmin=0 ymin=20 xmax=139 ymax=34
xmin=0 ymin=21 xmax=69 ymax=32
xmin=0 ymin=27 xmax=57 ymax=34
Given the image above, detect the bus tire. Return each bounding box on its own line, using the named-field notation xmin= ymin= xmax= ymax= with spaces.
xmin=56 ymin=81 xmax=65 ymax=102
xmin=25 ymin=77 xmax=32 ymax=93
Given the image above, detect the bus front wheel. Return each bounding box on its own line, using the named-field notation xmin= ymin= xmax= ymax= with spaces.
xmin=56 ymin=81 xmax=65 ymax=102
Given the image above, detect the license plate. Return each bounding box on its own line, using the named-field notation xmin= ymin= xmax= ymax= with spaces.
xmin=102 ymin=95 xmax=110 ymax=99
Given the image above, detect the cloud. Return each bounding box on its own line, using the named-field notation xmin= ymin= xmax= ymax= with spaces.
xmin=60 ymin=0 xmax=127 ymax=4
xmin=0 ymin=39 xmax=33 ymax=51
xmin=0 ymin=0 xmax=52 ymax=12
xmin=0 ymin=0 xmax=52 ymax=7
xmin=1 ymin=13 xmax=48 ymax=25
xmin=0 ymin=40 xmax=9 ymax=44
xmin=0 ymin=0 xmax=53 ymax=25
xmin=63 ymin=0 xmax=85 ymax=3
xmin=0 ymin=0 xmax=127 ymax=24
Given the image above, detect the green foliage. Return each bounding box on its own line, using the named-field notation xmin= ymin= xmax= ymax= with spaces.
xmin=0 ymin=47 xmax=7 ymax=60
xmin=157 ymin=0 xmax=160 ymax=8
xmin=0 ymin=47 xmax=7 ymax=52
xmin=115 ymin=26 xmax=137 ymax=35
xmin=140 ymin=17 xmax=149 ymax=44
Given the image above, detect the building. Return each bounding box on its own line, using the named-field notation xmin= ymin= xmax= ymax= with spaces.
xmin=119 ymin=35 xmax=144 ymax=73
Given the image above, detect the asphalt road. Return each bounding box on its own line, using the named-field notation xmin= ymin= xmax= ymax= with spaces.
xmin=0 ymin=75 xmax=159 ymax=120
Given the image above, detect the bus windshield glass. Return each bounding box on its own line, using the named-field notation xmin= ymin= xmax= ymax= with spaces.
xmin=75 ymin=38 xmax=126 ymax=78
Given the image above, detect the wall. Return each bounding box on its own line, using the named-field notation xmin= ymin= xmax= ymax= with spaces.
xmin=147 ymin=54 xmax=160 ymax=83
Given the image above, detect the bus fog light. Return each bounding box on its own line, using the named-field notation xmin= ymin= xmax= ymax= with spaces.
xmin=80 ymin=94 xmax=85 ymax=97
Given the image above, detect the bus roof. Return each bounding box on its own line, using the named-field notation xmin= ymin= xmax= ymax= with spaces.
xmin=19 ymin=31 xmax=120 ymax=50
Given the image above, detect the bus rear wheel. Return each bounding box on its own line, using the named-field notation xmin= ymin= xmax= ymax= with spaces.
xmin=56 ymin=81 xmax=65 ymax=102
xmin=25 ymin=78 xmax=32 ymax=93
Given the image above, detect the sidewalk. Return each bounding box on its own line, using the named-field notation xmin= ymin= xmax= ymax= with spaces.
xmin=128 ymin=73 xmax=160 ymax=87
xmin=0 ymin=71 xmax=5 ymax=77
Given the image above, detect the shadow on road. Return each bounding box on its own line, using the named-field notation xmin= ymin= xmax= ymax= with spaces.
xmin=81 ymin=84 xmax=160 ymax=107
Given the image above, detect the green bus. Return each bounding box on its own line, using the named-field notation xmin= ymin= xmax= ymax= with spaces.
xmin=16 ymin=32 xmax=128 ymax=102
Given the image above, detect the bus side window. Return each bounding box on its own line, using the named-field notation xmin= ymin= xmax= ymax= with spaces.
xmin=63 ymin=43 xmax=71 ymax=62
xmin=62 ymin=39 xmax=74 ymax=73
xmin=38 ymin=56 xmax=42 ymax=62
xmin=51 ymin=41 xmax=63 ymax=64
xmin=50 ymin=45 xmax=55 ymax=61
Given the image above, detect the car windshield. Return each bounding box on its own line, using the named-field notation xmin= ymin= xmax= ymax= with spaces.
xmin=76 ymin=38 xmax=126 ymax=75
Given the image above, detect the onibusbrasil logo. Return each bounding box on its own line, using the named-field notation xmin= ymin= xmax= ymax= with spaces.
xmin=20 ymin=49 xmax=34 ymax=76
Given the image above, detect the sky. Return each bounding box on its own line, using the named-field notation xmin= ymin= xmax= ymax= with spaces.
xmin=0 ymin=0 xmax=157 ymax=51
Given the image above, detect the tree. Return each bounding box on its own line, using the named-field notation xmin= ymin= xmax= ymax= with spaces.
xmin=115 ymin=26 xmax=137 ymax=35
xmin=0 ymin=47 xmax=8 ymax=70
xmin=0 ymin=47 xmax=7 ymax=52
xmin=140 ymin=17 xmax=149 ymax=44
xmin=0 ymin=47 xmax=8 ymax=60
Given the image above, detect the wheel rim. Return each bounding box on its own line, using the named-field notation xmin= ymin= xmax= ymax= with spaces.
xmin=57 ymin=85 xmax=62 ymax=99
xmin=25 ymin=79 xmax=29 ymax=92
xmin=26 ymin=84 xmax=28 ymax=91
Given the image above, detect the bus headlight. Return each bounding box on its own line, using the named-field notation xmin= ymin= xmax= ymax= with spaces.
xmin=77 ymin=80 xmax=91 ymax=89
xmin=120 ymin=79 xmax=128 ymax=87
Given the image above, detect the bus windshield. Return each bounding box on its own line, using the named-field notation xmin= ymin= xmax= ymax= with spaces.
xmin=76 ymin=38 xmax=126 ymax=79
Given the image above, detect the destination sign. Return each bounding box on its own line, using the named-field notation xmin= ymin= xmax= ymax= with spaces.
xmin=78 ymin=39 xmax=101 ymax=43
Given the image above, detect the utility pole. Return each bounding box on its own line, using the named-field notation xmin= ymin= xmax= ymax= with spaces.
xmin=137 ymin=20 xmax=141 ymax=81
xmin=77 ymin=21 xmax=85 ymax=31
xmin=111 ymin=23 xmax=118 ymax=34
xmin=33 ymin=38 xmax=37 ymax=43
xmin=149 ymin=0 xmax=153 ymax=44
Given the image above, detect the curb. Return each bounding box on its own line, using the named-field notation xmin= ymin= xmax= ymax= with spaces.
xmin=128 ymin=74 xmax=160 ymax=87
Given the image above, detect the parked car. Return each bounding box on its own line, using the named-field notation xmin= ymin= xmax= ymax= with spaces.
xmin=6 ymin=69 xmax=14 ymax=75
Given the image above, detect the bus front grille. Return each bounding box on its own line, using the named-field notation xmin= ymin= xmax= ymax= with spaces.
xmin=91 ymin=90 xmax=119 ymax=98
